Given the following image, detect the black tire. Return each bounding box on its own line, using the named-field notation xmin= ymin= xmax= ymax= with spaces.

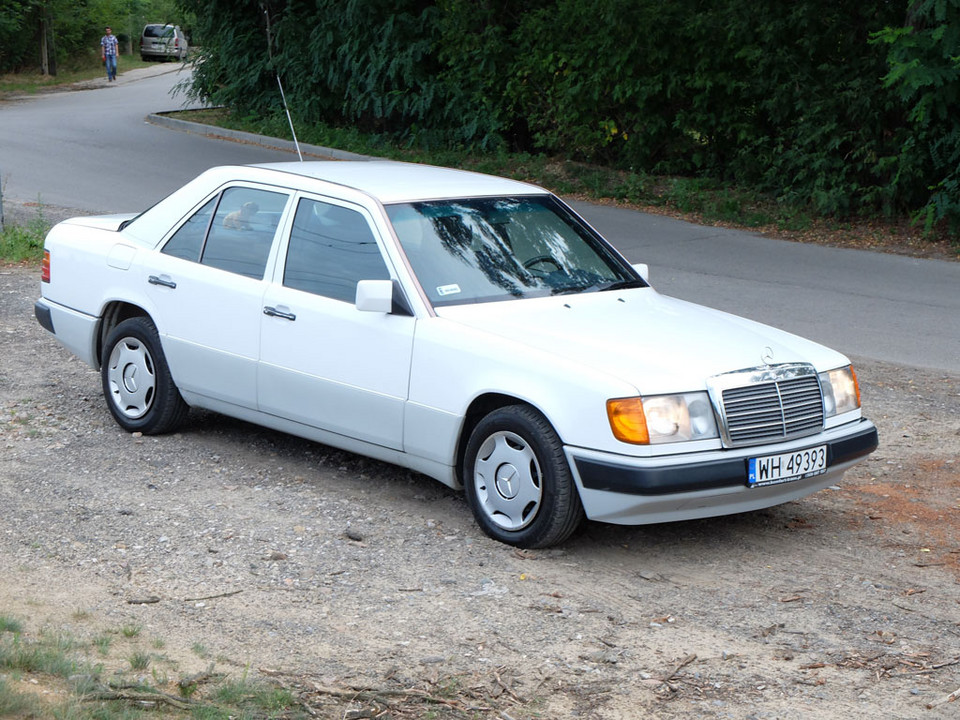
xmin=101 ymin=317 xmax=188 ymax=434
xmin=463 ymin=405 xmax=584 ymax=548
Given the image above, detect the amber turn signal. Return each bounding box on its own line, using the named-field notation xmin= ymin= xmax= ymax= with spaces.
xmin=606 ymin=397 xmax=650 ymax=445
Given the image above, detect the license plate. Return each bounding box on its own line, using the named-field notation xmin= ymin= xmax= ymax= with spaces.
xmin=748 ymin=445 xmax=827 ymax=487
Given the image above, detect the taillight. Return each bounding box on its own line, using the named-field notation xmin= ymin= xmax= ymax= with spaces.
xmin=41 ymin=250 xmax=50 ymax=283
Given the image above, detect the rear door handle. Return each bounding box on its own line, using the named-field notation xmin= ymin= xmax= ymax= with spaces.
xmin=263 ymin=306 xmax=296 ymax=321
xmin=148 ymin=275 xmax=177 ymax=289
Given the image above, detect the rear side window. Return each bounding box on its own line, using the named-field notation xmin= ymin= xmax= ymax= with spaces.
xmin=161 ymin=187 xmax=289 ymax=280
xmin=203 ymin=188 xmax=288 ymax=279
xmin=283 ymin=198 xmax=390 ymax=302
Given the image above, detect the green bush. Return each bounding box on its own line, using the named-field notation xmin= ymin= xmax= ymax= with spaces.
xmin=874 ymin=0 xmax=960 ymax=233
xmin=176 ymin=0 xmax=956 ymax=235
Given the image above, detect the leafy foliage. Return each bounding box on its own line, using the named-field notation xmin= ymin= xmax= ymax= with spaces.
xmin=0 ymin=0 xmax=191 ymax=73
xmin=184 ymin=0 xmax=472 ymax=146
xmin=8 ymin=0 xmax=956 ymax=235
xmin=874 ymin=0 xmax=960 ymax=232
xmin=505 ymin=0 xmax=698 ymax=169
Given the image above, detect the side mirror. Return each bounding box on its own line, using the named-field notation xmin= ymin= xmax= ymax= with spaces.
xmin=632 ymin=262 xmax=649 ymax=283
xmin=356 ymin=279 xmax=394 ymax=313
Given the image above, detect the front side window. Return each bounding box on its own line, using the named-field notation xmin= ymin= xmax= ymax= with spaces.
xmin=283 ymin=198 xmax=390 ymax=303
xmin=386 ymin=195 xmax=642 ymax=306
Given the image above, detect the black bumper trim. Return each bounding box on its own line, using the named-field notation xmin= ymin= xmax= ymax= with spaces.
xmin=34 ymin=301 xmax=55 ymax=334
xmin=828 ymin=424 xmax=880 ymax=466
xmin=575 ymin=421 xmax=879 ymax=497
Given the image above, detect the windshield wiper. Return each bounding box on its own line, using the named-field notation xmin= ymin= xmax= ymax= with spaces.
xmin=546 ymin=284 xmax=588 ymax=296
xmin=547 ymin=278 xmax=644 ymax=296
xmin=596 ymin=279 xmax=646 ymax=292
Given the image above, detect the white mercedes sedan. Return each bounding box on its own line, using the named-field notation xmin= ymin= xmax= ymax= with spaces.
xmin=35 ymin=161 xmax=878 ymax=547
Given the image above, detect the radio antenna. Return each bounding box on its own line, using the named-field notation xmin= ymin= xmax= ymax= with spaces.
xmin=262 ymin=4 xmax=302 ymax=161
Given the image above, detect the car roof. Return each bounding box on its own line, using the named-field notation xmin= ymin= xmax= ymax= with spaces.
xmin=250 ymin=161 xmax=547 ymax=204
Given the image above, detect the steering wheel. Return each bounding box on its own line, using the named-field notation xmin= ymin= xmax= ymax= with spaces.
xmin=523 ymin=255 xmax=562 ymax=273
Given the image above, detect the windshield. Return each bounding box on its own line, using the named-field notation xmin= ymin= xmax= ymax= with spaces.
xmin=386 ymin=195 xmax=643 ymax=306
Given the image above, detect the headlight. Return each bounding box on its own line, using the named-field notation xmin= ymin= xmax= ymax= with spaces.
xmin=819 ymin=365 xmax=861 ymax=417
xmin=607 ymin=392 xmax=719 ymax=445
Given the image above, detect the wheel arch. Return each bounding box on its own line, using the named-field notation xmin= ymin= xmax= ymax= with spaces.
xmin=458 ymin=395 xmax=585 ymax=547
xmin=454 ymin=392 xmax=556 ymax=487
xmin=97 ymin=301 xmax=152 ymax=368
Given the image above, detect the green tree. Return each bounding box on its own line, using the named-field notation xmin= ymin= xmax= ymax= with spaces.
xmin=173 ymin=0 xmax=955 ymax=235
xmin=685 ymin=1 xmax=905 ymax=216
xmin=0 ymin=0 xmax=189 ymax=73
xmin=875 ymin=0 xmax=960 ymax=232
xmin=503 ymin=0 xmax=698 ymax=168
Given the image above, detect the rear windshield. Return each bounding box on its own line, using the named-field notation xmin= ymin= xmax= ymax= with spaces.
xmin=142 ymin=25 xmax=174 ymax=38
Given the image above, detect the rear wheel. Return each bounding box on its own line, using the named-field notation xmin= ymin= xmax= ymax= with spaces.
xmin=463 ymin=405 xmax=584 ymax=548
xmin=101 ymin=317 xmax=188 ymax=434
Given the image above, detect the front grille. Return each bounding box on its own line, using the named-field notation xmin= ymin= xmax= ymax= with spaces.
xmin=721 ymin=374 xmax=824 ymax=445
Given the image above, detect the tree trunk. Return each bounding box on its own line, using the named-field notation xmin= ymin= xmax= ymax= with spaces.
xmin=40 ymin=15 xmax=49 ymax=76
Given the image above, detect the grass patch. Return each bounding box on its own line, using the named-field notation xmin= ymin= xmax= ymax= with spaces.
xmin=120 ymin=623 xmax=141 ymax=639
xmin=0 ymin=204 xmax=48 ymax=264
xmin=93 ymin=633 xmax=112 ymax=656
xmin=0 ymin=615 xmax=24 ymax=634
xmin=213 ymin=674 xmax=296 ymax=711
xmin=0 ymin=610 xmax=546 ymax=719
xmin=0 ymin=55 xmax=155 ymax=96
xmin=0 ymin=676 xmax=45 ymax=718
xmin=128 ymin=650 xmax=151 ymax=671
xmin=0 ymin=612 xmax=311 ymax=719
xmin=191 ymin=642 xmax=209 ymax=659
xmin=0 ymin=632 xmax=80 ymax=677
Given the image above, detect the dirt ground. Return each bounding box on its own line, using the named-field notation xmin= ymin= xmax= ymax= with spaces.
xmin=1 ymin=260 xmax=958 ymax=719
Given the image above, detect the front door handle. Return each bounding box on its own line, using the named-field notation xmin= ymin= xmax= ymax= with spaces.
xmin=148 ymin=275 xmax=177 ymax=289
xmin=263 ymin=306 xmax=296 ymax=321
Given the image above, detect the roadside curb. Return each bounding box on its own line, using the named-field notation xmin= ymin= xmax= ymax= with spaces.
xmin=146 ymin=111 xmax=373 ymax=162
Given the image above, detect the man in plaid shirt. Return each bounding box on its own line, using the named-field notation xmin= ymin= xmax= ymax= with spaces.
xmin=101 ymin=26 xmax=119 ymax=82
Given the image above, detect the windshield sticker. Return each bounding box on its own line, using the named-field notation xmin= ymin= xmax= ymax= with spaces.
xmin=437 ymin=284 xmax=462 ymax=297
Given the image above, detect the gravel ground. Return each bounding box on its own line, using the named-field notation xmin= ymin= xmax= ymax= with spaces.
xmin=1 ymin=262 xmax=958 ymax=719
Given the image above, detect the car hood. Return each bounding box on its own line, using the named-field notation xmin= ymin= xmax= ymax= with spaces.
xmin=435 ymin=288 xmax=848 ymax=394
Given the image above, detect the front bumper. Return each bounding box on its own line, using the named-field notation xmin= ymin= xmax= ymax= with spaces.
xmin=566 ymin=418 xmax=878 ymax=525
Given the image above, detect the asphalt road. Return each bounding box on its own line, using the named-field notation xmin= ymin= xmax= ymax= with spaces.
xmin=2 ymin=65 xmax=957 ymax=372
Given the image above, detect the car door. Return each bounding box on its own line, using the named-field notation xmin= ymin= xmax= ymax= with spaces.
xmin=258 ymin=195 xmax=415 ymax=450
xmin=145 ymin=185 xmax=292 ymax=409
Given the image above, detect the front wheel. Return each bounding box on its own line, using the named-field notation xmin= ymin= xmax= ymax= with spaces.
xmin=101 ymin=317 xmax=188 ymax=434
xmin=463 ymin=405 xmax=584 ymax=548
